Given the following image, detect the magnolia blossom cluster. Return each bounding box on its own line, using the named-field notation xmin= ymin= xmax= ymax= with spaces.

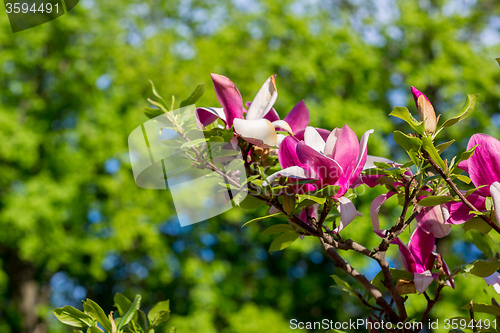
xmin=195 ymin=73 xmax=500 ymax=295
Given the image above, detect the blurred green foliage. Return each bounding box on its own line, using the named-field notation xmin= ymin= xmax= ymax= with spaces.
xmin=2 ymin=0 xmax=500 ymax=332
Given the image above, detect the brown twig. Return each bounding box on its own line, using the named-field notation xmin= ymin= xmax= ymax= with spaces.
xmin=424 ymin=151 xmax=500 ymax=234
xmin=418 ymin=284 xmax=444 ymax=332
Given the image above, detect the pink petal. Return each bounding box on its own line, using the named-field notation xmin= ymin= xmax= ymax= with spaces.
xmin=348 ymin=129 xmax=374 ymax=186
xmin=195 ymin=107 xmax=227 ymax=127
xmin=370 ymin=192 xmax=394 ymax=231
xmin=296 ymin=142 xmax=343 ymax=186
xmin=408 ymin=227 xmax=436 ymax=274
xmin=294 ymin=128 xmax=331 ymax=141
xmin=211 ymin=73 xmax=244 ymax=127
xmin=417 ymin=205 xmax=452 ymax=238
xmin=446 ymin=193 xmax=486 ymax=224
xmin=411 ymin=86 xmax=431 ymax=108
xmin=461 ymin=133 xmax=500 ymax=196
xmin=283 ymin=100 xmax=309 ymax=133
xmin=279 ymin=136 xmax=303 ymax=169
xmin=246 ymin=75 xmax=278 ymax=120
xmin=333 ymin=196 xmax=362 ymax=233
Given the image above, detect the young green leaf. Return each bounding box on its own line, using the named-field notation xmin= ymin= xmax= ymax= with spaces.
xmin=393 ymin=130 xmax=422 ymax=151
xmin=389 ymin=106 xmax=425 ymax=135
xmin=148 ymin=80 xmax=168 ymax=107
xmin=114 ymin=293 xmax=132 ymax=317
xmin=269 ymin=231 xmax=299 ymax=252
xmin=143 ymin=107 xmax=164 ymax=119
xmin=83 ymin=299 xmax=112 ymax=333
xmin=117 ymin=295 xmax=141 ymax=330
xmin=459 ymin=303 xmax=500 ymax=316
xmin=262 ymin=224 xmax=294 ymax=235
xmin=242 ymin=213 xmax=284 ymax=227
xmin=53 ymin=306 xmax=94 ymax=328
xmin=435 ymin=139 xmax=455 ymax=154
xmin=417 ymin=195 xmax=457 ymax=207
xmin=148 ymin=300 xmax=171 ymax=327
xmin=422 ymin=137 xmax=447 ymax=171
xmin=180 ymin=83 xmax=205 ymax=108
xmin=439 ymin=94 xmax=478 ymax=129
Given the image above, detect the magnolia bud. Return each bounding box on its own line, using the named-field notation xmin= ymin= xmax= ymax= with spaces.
xmin=411 ymin=86 xmax=437 ymax=135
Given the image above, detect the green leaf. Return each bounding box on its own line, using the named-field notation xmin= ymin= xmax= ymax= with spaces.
xmin=440 ymin=94 xmax=478 ymax=129
xmin=53 ymin=306 xmax=94 ymax=328
xmin=147 ymin=98 xmax=169 ymax=113
xmin=114 ymin=293 xmax=132 ymax=317
xmin=269 ymin=231 xmax=299 ymax=252
xmin=87 ymin=327 xmax=104 ymax=333
xmin=180 ymin=138 xmax=208 ymax=149
xmin=371 ymin=269 xmax=414 ymax=292
xmin=283 ymin=194 xmax=296 ymax=215
xmin=180 ymin=83 xmax=205 ymax=108
xmin=454 ymin=174 xmax=471 ymax=184
xmin=238 ymin=194 xmax=265 ymax=210
xmin=460 ymin=303 xmax=500 ymax=316
xmin=393 ymin=130 xmax=422 ymax=151
xmin=458 ymin=145 xmax=478 ymax=164
xmin=496 ymin=58 xmax=500 ymax=66
xmin=242 ymin=213 xmax=284 ymax=227
xmin=296 ymin=194 xmax=326 ymax=205
xmin=389 ymin=106 xmax=425 ymax=135
xmin=417 ymin=195 xmax=457 ymax=207
xmin=117 ymin=295 xmax=141 ymax=330
xmin=148 ymin=300 xmax=171 ymax=327
xmin=422 ymin=136 xmax=447 ymax=171
xmin=436 ymin=140 xmax=455 ymax=154
xmin=262 ymin=224 xmax=294 ymax=235
xmin=148 ymin=80 xmax=168 ymax=108
xmin=448 ymin=329 xmax=465 ymax=333
xmin=83 ymin=299 xmax=112 ymax=333
xmin=469 ymin=260 xmax=500 ymax=278
xmin=143 ymin=107 xmax=164 ymax=119
xmin=463 ymin=218 xmax=492 ymax=234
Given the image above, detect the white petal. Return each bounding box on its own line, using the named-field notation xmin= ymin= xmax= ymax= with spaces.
xmin=490 ymin=182 xmax=500 ymax=225
xmin=414 ymin=270 xmax=434 ymax=294
xmin=269 ymin=206 xmax=280 ymax=214
xmin=324 ymin=128 xmax=340 ymax=157
xmin=276 ymin=134 xmax=287 ymax=146
xmin=304 ymin=126 xmax=325 ymax=153
xmin=234 ymin=118 xmax=277 ymax=147
xmin=246 ymin=75 xmax=278 ymax=120
xmin=484 ymin=271 xmax=500 ymax=286
xmin=271 ymin=120 xmax=293 ymax=134
xmin=351 ymin=129 xmax=374 ymax=179
xmin=334 ymin=197 xmax=362 ymax=233
xmin=264 ymin=166 xmax=313 ymax=185
xmin=364 ymin=155 xmax=395 ymax=169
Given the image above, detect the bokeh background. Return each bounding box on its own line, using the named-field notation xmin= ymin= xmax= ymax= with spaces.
xmin=2 ymin=0 xmax=500 ymax=332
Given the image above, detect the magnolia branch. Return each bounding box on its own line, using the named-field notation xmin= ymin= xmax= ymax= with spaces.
xmin=424 ymin=151 xmax=500 ymax=234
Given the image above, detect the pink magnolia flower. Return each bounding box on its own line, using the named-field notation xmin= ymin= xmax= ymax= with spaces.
xmin=195 ymin=74 xmax=309 ymax=147
xmin=267 ymin=125 xmax=373 ymax=232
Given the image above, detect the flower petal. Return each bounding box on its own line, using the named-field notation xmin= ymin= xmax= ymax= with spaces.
xmin=408 ymin=227 xmax=436 ymax=273
xmin=370 ymin=192 xmax=394 ymax=231
xmin=271 ymin=120 xmax=293 ymax=134
xmin=304 ymin=126 xmax=326 ymax=153
xmin=446 ymin=193 xmax=486 ymax=224
xmin=246 ymin=75 xmax=278 ymax=120
xmin=417 ymin=205 xmax=452 ymax=238
xmin=331 ymin=125 xmax=359 ymax=179
xmin=296 ymin=142 xmax=343 ymax=186
xmin=334 ymin=196 xmax=362 ymax=233
xmin=324 ymin=128 xmax=340 ymax=158
xmin=233 ymin=118 xmax=277 ymax=147
xmin=294 ymin=128 xmax=331 ymax=141
xmin=195 ymin=107 xmax=226 ymax=127
xmin=491 ymin=182 xmax=500 ymax=226
xmin=265 ymin=166 xmax=314 ymax=185
xmin=348 ymin=129 xmax=374 ymax=186
xmin=283 ymin=100 xmax=309 ymax=133
xmin=279 ymin=136 xmax=302 ymax=169
xmin=414 ymin=270 xmax=434 ymax=294
xmin=211 ymin=74 xmax=244 ymax=127
xmin=411 ymin=86 xmax=430 ymax=108
xmin=461 ymin=133 xmax=500 ymax=196
xmin=364 ymin=155 xmax=395 ymax=169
